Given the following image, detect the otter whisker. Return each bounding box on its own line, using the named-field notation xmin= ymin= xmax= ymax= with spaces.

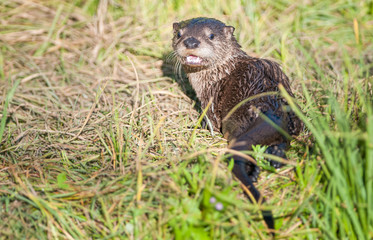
xmin=165 ymin=51 xmax=177 ymax=64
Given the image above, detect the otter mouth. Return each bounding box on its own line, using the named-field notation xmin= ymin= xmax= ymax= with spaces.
xmin=185 ymin=55 xmax=204 ymax=66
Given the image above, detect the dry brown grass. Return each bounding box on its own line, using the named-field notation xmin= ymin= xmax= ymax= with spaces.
xmin=1 ymin=0 xmax=372 ymax=239
xmin=1 ymin=0 xmax=194 ymax=162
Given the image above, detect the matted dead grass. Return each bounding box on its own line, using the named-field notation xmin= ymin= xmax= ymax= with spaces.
xmin=1 ymin=0 xmax=197 ymax=164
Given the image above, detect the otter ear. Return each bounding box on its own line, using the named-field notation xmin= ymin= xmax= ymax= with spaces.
xmin=173 ymin=22 xmax=180 ymax=33
xmin=224 ymin=26 xmax=235 ymax=38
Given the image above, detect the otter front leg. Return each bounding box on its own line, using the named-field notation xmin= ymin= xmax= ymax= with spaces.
xmin=228 ymin=111 xmax=286 ymax=230
xmin=231 ymin=157 xmax=261 ymax=201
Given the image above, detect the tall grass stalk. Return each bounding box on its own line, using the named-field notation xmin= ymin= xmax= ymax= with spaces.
xmin=282 ymin=57 xmax=373 ymax=239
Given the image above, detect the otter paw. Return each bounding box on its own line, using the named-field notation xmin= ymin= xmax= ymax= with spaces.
xmin=246 ymin=163 xmax=260 ymax=182
xmin=269 ymin=159 xmax=284 ymax=169
xmin=265 ymin=144 xmax=287 ymax=169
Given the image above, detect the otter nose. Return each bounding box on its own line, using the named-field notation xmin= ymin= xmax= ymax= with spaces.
xmin=183 ymin=37 xmax=200 ymax=49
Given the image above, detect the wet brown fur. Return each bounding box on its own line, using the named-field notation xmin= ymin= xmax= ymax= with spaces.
xmin=172 ymin=18 xmax=302 ymax=141
xmin=172 ymin=17 xmax=303 ymax=232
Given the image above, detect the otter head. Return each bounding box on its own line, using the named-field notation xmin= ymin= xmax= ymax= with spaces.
xmin=172 ymin=17 xmax=240 ymax=71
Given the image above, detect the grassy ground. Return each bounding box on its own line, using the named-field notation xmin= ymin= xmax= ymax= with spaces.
xmin=1 ymin=0 xmax=372 ymax=239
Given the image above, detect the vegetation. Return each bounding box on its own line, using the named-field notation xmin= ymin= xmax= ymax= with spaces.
xmin=0 ymin=0 xmax=372 ymax=239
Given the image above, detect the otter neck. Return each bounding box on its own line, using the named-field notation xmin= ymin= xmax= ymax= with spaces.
xmin=185 ymin=49 xmax=247 ymax=104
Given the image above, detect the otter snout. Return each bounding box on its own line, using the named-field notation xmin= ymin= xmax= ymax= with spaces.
xmin=183 ymin=37 xmax=200 ymax=49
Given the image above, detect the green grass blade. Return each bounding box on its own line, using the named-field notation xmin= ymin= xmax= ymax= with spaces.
xmin=0 ymin=79 xmax=20 ymax=144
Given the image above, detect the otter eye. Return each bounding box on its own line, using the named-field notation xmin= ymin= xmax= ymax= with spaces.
xmin=177 ymin=31 xmax=181 ymax=39
xmin=209 ymin=33 xmax=215 ymax=40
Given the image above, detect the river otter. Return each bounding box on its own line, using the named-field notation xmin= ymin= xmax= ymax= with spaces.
xmin=171 ymin=17 xmax=303 ymax=231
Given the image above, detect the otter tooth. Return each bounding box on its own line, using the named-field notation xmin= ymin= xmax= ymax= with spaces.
xmin=186 ymin=55 xmax=202 ymax=64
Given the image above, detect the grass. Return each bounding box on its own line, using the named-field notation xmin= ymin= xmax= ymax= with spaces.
xmin=0 ymin=0 xmax=372 ymax=239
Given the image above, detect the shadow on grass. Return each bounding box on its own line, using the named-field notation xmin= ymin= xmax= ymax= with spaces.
xmin=160 ymin=51 xmax=202 ymax=113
